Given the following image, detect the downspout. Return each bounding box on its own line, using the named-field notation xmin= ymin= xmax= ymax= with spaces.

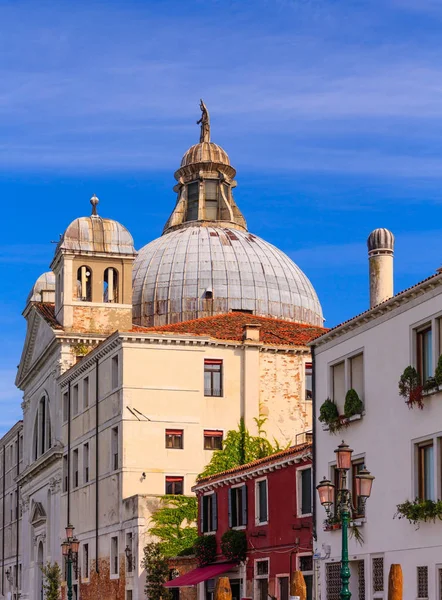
xmin=15 ymin=431 xmax=19 ymax=592
xmin=2 ymin=446 xmax=5 ymax=596
xmin=95 ymin=358 xmax=99 ymax=574
xmin=312 ymin=344 xmax=317 ymax=543
xmin=67 ymin=381 xmax=71 ymax=526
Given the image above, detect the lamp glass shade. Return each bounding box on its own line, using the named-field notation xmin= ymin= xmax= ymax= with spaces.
xmin=335 ymin=441 xmax=353 ymax=470
xmin=71 ymin=538 xmax=80 ymax=554
xmin=61 ymin=541 xmax=70 ymax=556
xmin=355 ymin=467 xmax=375 ymax=498
xmin=316 ymin=477 xmax=335 ymax=506
xmin=66 ymin=524 xmax=74 ymax=539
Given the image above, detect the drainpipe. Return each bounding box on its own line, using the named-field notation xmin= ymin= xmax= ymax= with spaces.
xmin=95 ymin=358 xmax=99 ymax=574
xmin=15 ymin=431 xmax=19 ymax=591
xmin=312 ymin=344 xmax=317 ymax=543
xmin=67 ymin=381 xmax=71 ymax=526
xmin=2 ymin=446 xmax=5 ymax=596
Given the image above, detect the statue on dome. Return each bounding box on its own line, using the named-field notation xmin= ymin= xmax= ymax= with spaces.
xmin=197 ymin=99 xmax=210 ymax=143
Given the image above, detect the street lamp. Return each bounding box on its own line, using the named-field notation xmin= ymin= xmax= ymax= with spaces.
xmin=61 ymin=524 xmax=80 ymax=600
xmin=317 ymin=441 xmax=374 ymax=600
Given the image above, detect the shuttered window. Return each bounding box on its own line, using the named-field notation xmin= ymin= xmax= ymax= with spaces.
xmin=299 ymin=468 xmax=312 ymax=515
xmin=201 ymin=493 xmax=218 ymax=533
xmin=229 ymin=485 xmax=247 ymax=527
xmin=256 ymin=479 xmax=268 ymax=524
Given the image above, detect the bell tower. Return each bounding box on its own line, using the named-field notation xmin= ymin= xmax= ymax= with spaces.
xmin=50 ymin=195 xmax=137 ymax=334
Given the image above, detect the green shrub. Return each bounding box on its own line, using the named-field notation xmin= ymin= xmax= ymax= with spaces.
xmin=344 ymin=389 xmax=364 ymax=418
xmin=398 ymin=366 xmax=424 ymax=409
xmin=221 ymin=529 xmax=247 ymax=563
xmin=318 ymin=398 xmax=339 ymax=423
xmin=194 ymin=534 xmax=217 ymax=566
xmin=435 ymin=355 xmax=442 ymax=386
xmin=395 ymin=498 xmax=442 ymax=528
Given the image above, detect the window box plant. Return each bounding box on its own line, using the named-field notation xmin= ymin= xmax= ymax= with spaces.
xmin=319 ymin=395 xmax=363 ymax=434
xmin=194 ymin=534 xmax=217 ymax=566
xmin=394 ymin=498 xmax=442 ymax=528
xmin=221 ymin=530 xmax=247 ymax=563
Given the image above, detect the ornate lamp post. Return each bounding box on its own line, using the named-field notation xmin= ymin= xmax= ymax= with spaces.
xmin=61 ymin=524 xmax=80 ymax=600
xmin=317 ymin=441 xmax=374 ymax=600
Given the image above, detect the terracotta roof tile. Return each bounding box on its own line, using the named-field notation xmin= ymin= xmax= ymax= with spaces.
xmin=33 ymin=303 xmax=63 ymax=330
xmin=144 ymin=313 xmax=326 ymax=346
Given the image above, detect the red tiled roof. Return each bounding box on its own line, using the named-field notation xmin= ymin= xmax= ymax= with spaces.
xmin=194 ymin=442 xmax=312 ymax=487
xmin=144 ymin=313 xmax=326 ymax=346
xmin=33 ymin=303 xmax=63 ymax=330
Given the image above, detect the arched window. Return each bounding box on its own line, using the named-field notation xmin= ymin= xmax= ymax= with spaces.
xmin=76 ymin=266 xmax=92 ymax=302
xmin=103 ymin=268 xmax=119 ymax=303
xmin=33 ymin=395 xmax=52 ymax=461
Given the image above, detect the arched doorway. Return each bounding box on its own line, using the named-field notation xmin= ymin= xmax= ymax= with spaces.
xmin=36 ymin=541 xmax=44 ymax=600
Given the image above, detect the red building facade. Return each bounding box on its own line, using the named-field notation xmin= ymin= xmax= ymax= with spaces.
xmin=191 ymin=441 xmax=313 ymax=600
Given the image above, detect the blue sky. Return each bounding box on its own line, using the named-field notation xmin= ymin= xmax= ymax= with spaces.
xmin=2 ymin=0 xmax=442 ymax=433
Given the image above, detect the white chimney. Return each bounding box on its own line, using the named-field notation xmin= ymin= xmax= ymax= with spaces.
xmin=367 ymin=228 xmax=395 ymax=308
xmin=242 ymin=323 xmax=262 ymax=342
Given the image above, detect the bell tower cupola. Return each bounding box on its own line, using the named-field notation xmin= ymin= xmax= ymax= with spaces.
xmin=50 ymin=195 xmax=137 ymax=333
xmin=163 ymin=100 xmax=247 ymax=233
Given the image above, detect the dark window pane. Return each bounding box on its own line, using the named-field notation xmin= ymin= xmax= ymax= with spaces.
xmin=258 ymin=481 xmax=268 ymax=523
xmin=279 ymin=577 xmax=289 ymax=600
xmin=301 ymin=469 xmax=312 ymax=514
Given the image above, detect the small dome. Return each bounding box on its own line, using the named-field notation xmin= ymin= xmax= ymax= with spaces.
xmin=132 ymin=226 xmax=323 ymax=327
xmin=27 ymin=271 xmax=55 ymax=304
xmin=367 ymin=228 xmax=395 ymax=254
xmin=181 ymin=142 xmax=230 ymax=168
xmin=58 ymin=216 xmax=136 ymax=255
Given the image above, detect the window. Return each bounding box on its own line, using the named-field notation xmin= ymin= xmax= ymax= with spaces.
xmin=205 ymin=578 xmax=215 ymax=600
xmin=127 ymin=592 xmax=133 ymax=600
xmin=112 ymin=356 xmax=119 ymax=390
xmin=332 ymin=361 xmax=345 ymax=408
xmin=350 ymin=354 xmax=364 ymax=400
xmin=326 ymin=562 xmax=341 ymax=600
xmin=298 ymin=467 xmax=312 ymax=516
xmin=201 ymin=493 xmax=218 ymax=533
xmin=63 ymin=454 xmax=68 ymax=492
xmin=83 ymin=377 xmax=89 ymax=409
xmin=73 ymin=449 xmax=79 ymax=488
xmin=255 ymin=560 xmax=269 ymax=600
xmin=165 ymin=476 xmax=184 ymax=495
xmin=305 ymin=363 xmax=312 ymax=400
xmin=372 ymin=556 xmax=384 ymax=593
xmin=83 ymin=443 xmax=89 ymax=484
xmin=126 ymin=532 xmax=134 ymax=573
xmin=255 ymin=479 xmax=268 ymax=524
xmin=19 ymin=435 xmax=23 ymax=460
xmin=76 ymin=265 xmax=92 ymax=301
xmin=73 ymin=384 xmax=79 ymax=416
xmin=299 ymin=555 xmax=313 ymax=600
xmin=13 ymin=490 xmax=18 ymax=521
xmin=204 ymin=360 xmax=223 ymax=397
xmin=63 ymin=392 xmax=69 ymax=423
xmin=277 ymin=577 xmax=289 ymax=600
xmin=417 ymin=326 xmax=433 ymax=384
xmin=204 ymin=430 xmax=223 ymax=450
xmin=165 ymin=430 xmax=183 ymax=449
xmin=187 ymin=182 xmax=199 ymax=221
xmin=104 ymin=267 xmax=119 ymax=303
xmin=9 ymin=493 xmax=13 ymax=522
xmin=111 ymin=536 xmax=119 ymax=576
xmin=83 ymin=543 xmax=89 ymax=579
xmin=229 ymin=485 xmax=247 ymax=528
xmin=417 ymin=566 xmax=428 ymax=600
xmin=417 ymin=441 xmax=434 ymax=500
xmin=330 ymin=354 xmax=365 ymax=414
xmin=352 ymin=461 xmax=365 ymax=518
xmin=205 ymin=181 xmax=219 ymax=220
xmin=111 ymin=427 xmax=119 ymax=471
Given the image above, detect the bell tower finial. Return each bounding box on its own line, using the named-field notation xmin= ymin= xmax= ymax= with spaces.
xmin=196 ymin=99 xmax=210 ymax=143
xmin=90 ymin=194 xmax=99 ymax=216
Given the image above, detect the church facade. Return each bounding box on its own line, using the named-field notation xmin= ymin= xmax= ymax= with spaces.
xmin=12 ymin=106 xmax=324 ymax=600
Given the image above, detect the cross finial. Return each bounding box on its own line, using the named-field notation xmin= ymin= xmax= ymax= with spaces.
xmin=90 ymin=194 xmax=99 ymax=216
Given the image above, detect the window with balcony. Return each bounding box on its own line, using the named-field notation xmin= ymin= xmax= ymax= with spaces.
xmin=255 ymin=479 xmax=268 ymax=524
xmin=204 ymin=430 xmax=223 ymax=450
xmin=165 ymin=430 xmax=183 ymax=449
xmin=298 ymin=467 xmax=312 ymax=516
xmin=201 ymin=493 xmax=218 ymax=533
xmin=229 ymin=485 xmax=247 ymax=528
xmin=204 ymin=360 xmax=223 ymax=397
xmin=165 ymin=476 xmax=184 ymax=495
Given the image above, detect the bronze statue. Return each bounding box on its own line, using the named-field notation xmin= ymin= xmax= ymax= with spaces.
xmin=197 ymin=99 xmax=210 ymax=143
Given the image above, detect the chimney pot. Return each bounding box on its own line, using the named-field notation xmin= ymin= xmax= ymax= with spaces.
xmin=242 ymin=323 xmax=262 ymax=342
xmin=367 ymin=228 xmax=394 ymax=308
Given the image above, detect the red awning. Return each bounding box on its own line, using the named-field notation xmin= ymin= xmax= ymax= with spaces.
xmin=164 ymin=563 xmax=237 ymax=587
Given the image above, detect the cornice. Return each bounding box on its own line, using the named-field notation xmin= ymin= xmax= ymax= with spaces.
xmin=17 ymin=445 xmax=63 ymax=486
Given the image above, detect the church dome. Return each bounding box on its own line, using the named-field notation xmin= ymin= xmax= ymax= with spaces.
xmin=27 ymin=271 xmax=56 ymax=304
xmin=181 ymin=142 xmax=230 ymax=168
xmin=132 ymin=226 xmax=323 ymax=327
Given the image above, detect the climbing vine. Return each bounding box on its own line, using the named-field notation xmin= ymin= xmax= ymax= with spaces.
xmin=149 ymin=495 xmax=198 ymax=557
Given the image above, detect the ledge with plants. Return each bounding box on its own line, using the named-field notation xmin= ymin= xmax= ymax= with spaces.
xmin=323 ymin=514 xmax=364 ymax=544
xmin=398 ymin=355 xmax=442 ymax=410
xmin=221 ymin=529 xmax=247 ymax=563
xmin=319 ymin=390 xmax=364 ymax=434
xmin=194 ymin=534 xmax=217 ymax=566
xmin=394 ymin=498 xmax=442 ymax=528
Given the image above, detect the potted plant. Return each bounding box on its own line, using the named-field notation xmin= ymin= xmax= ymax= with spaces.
xmin=344 ymin=389 xmax=364 ymax=418
xmin=194 ymin=535 xmax=217 ymax=566
xmin=394 ymin=498 xmax=442 ymax=529
xmin=221 ymin=530 xmax=247 ymax=563
xmin=398 ymin=366 xmax=424 ymax=409
xmin=318 ymin=399 xmax=346 ymax=433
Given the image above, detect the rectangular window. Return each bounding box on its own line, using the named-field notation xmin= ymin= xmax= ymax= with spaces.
xmin=417 ymin=441 xmax=434 ymax=500
xmin=83 ymin=543 xmax=89 ymax=579
xmin=305 ymin=363 xmax=312 ymax=401
xmin=204 ymin=430 xmax=223 ymax=450
xmin=126 ymin=532 xmax=134 ymax=573
xmin=72 ymin=384 xmax=79 ymax=416
xmin=112 ymin=355 xmax=119 ymax=390
xmin=417 ymin=326 xmax=433 ymax=384
xmin=10 ymin=493 xmax=13 ymax=522
xmin=352 ymin=461 xmax=365 ymax=518
xmin=256 ymin=479 xmax=268 ymax=524
xmin=111 ymin=427 xmax=119 ymax=471
xmin=63 ymin=454 xmax=68 ymax=492
xmin=332 ymin=361 xmax=345 ymax=409
xmin=127 ymin=591 xmax=133 ymax=600
xmin=205 ymin=181 xmax=219 ymax=220
xmin=14 ymin=490 xmax=18 ymax=520
xmin=111 ymin=536 xmax=119 ymax=576
xmin=165 ymin=476 xmax=184 ymax=495
xmin=350 ymin=354 xmax=364 ymax=400
xmin=372 ymin=556 xmax=384 ymax=593
xmin=19 ymin=435 xmax=23 ymax=460
xmin=201 ymin=493 xmax=218 ymax=533
xmin=83 ymin=443 xmax=89 ymax=484
xmin=165 ymin=430 xmax=183 ymax=449
xmin=229 ymin=485 xmax=247 ymax=528
xmin=299 ymin=467 xmax=312 ymax=516
xmin=299 ymin=555 xmax=313 ymax=600
xmin=255 ymin=560 xmax=269 ymax=600
xmin=204 ymin=359 xmax=223 ymax=397
xmin=63 ymin=392 xmax=69 ymax=422
xmin=83 ymin=377 xmax=89 ymax=409
xmin=417 ymin=566 xmax=428 ymax=599
xmin=278 ymin=577 xmax=289 ymax=600
xmin=73 ymin=449 xmax=79 ymax=488
xmin=187 ymin=182 xmax=199 ymax=221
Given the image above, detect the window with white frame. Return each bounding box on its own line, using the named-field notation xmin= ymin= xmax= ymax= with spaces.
xmin=416 ymin=325 xmax=433 ymax=385
xmin=299 ymin=555 xmax=313 ymax=600
xmin=229 ymin=485 xmax=247 ymax=528
xmin=298 ymin=466 xmax=312 ymax=516
xmin=111 ymin=536 xmax=119 ymax=576
xmin=330 ymin=352 xmax=364 ymax=414
xmin=255 ymin=559 xmax=269 ymax=600
xmin=255 ymin=479 xmax=268 ymax=524
xmin=33 ymin=395 xmax=52 ymax=460
xmin=201 ymin=492 xmax=218 ymax=533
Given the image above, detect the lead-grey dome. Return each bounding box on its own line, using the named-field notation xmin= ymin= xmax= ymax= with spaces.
xmin=132 ymin=226 xmax=323 ymax=327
